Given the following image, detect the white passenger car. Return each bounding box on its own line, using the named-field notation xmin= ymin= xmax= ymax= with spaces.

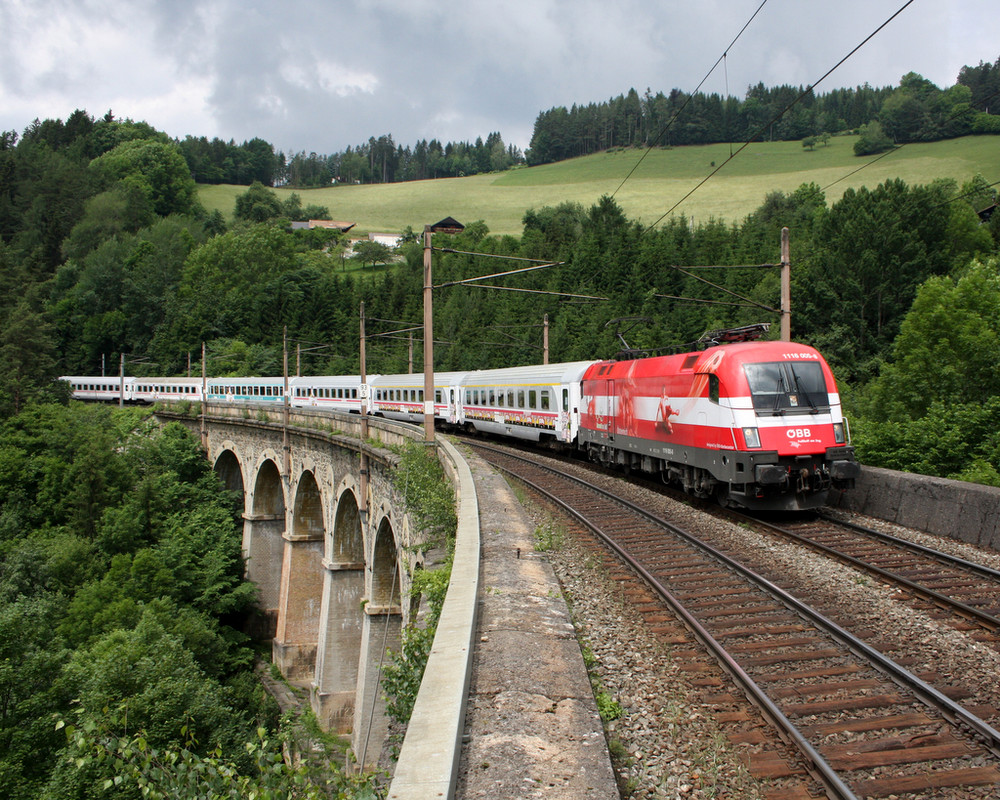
xmin=457 ymin=361 xmax=597 ymax=443
xmin=131 ymin=377 xmax=203 ymax=404
xmin=290 ymin=375 xmax=372 ymax=414
xmin=61 ymin=376 xmax=135 ymax=403
xmin=370 ymin=371 xmax=468 ymax=424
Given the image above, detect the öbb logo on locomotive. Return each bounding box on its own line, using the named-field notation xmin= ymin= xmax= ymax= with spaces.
xmin=62 ymin=327 xmax=860 ymax=512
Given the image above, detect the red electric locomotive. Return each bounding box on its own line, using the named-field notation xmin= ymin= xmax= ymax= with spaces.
xmin=578 ymin=328 xmax=859 ymax=510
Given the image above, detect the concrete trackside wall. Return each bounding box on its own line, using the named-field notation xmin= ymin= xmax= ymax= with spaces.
xmin=387 ymin=435 xmax=480 ymax=800
xmin=831 ymin=465 xmax=1000 ymax=551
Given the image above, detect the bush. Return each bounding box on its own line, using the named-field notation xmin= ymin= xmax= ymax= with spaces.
xmin=381 ymin=558 xmax=452 ymax=726
xmin=971 ymin=112 xmax=1000 ymax=134
xmin=853 ymin=121 xmax=895 ymax=156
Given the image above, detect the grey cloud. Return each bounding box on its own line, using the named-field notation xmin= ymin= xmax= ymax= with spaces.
xmin=1 ymin=0 xmax=996 ymax=154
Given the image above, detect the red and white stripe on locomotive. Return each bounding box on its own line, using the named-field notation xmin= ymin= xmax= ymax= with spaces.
xmin=578 ymin=340 xmax=859 ymax=510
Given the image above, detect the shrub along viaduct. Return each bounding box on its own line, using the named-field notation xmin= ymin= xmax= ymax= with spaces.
xmin=163 ymin=402 xmax=478 ymax=794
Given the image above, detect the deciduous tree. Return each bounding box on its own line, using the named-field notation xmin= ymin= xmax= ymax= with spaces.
xmin=90 ymin=139 xmax=199 ymax=217
xmin=352 ymin=239 xmax=394 ymax=269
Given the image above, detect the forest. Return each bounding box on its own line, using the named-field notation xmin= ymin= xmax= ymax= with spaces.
xmin=527 ymin=57 xmax=1000 ymax=164
xmin=0 ymin=57 xmax=999 ymax=797
xmin=178 ymin=129 xmax=527 ymax=189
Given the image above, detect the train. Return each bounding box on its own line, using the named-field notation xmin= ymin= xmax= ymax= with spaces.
xmin=61 ymin=328 xmax=859 ymax=511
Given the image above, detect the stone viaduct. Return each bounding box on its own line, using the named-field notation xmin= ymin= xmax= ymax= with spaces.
xmin=166 ymin=402 xmax=445 ymax=765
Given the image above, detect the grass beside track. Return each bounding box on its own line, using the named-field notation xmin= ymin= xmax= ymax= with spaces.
xmin=198 ymin=134 xmax=1000 ymax=237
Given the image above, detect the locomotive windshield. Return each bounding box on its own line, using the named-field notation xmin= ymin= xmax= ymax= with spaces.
xmin=743 ymin=361 xmax=829 ymax=414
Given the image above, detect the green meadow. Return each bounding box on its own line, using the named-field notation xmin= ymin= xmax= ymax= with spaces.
xmin=198 ymin=135 xmax=1000 ymax=237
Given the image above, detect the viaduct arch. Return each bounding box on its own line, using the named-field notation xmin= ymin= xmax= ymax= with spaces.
xmin=171 ymin=406 xmax=429 ymax=764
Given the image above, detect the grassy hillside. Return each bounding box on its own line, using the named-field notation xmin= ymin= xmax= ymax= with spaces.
xmin=198 ymin=135 xmax=1000 ymax=237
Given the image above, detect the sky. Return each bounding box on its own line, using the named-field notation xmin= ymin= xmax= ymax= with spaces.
xmin=1 ymin=0 xmax=997 ymax=156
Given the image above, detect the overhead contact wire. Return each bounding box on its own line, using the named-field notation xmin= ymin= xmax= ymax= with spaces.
xmin=611 ymin=0 xmax=770 ymax=199
xmin=644 ymin=0 xmax=917 ymax=233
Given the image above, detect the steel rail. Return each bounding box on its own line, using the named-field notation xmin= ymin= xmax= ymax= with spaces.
xmin=738 ymin=512 xmax=1000 ymax=632
xmin=817 ymin=510 xmax=1000 ymax=582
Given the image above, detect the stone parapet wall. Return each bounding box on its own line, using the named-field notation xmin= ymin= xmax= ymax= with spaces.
xmin=832 ymin=465 xmax=1000 ymax=551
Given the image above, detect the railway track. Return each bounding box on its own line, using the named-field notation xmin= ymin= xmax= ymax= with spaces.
xmin=510 ymin=436 xmax=1000 ymax=643
xmin=739 ymin=512 xmax=1000 ymax=636
xmin=471 ymin=441 xmax=1000 ymax=799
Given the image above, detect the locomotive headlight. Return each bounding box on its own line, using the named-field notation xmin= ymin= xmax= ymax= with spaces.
xmin=833 ymin=422 xmax=845 ymax=444
xmin=742 ymin=427 xmax=761 ymax=448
